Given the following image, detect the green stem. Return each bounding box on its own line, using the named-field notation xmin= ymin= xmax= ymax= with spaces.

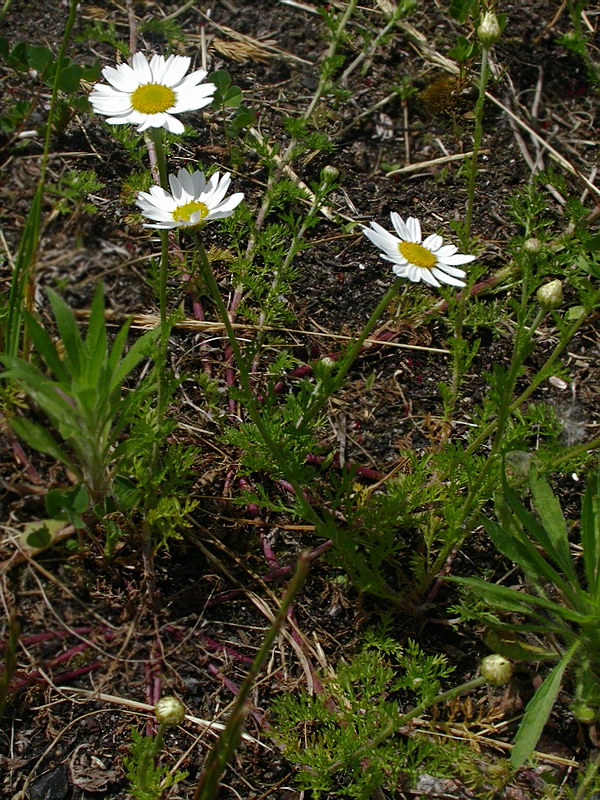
xmin=302 ymin=0 xmax=358 ymax=122
xmin=464 ymin=291 xmax=600 ymax=458
xmin=193 ymin=552 xmax=310 ymax=800
xmin=465 ymin=45 xmax=490 ymax=237
xmin=330 ymin=675 xmax=487 ymax=774
xmin=148 ymin=127 xmax=170 ymax=418
xmin=297 ymin=278 xmax=403 ymax=434
xmin=427 ymin=306 xmax=549 ymax=586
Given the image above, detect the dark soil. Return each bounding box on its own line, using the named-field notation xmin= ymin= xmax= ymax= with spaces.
xmin=1 ymin=1 xmax=599 ymax=799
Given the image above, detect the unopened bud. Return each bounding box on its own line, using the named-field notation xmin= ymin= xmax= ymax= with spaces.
xmin=320 ymin=356 xmax=336 ymax=368
xmin=322 ymin=165 xmax=339 ymax=183
xmin=572 ymin=701 xmax=597 ymax=723
xmin=536 ymin=279 xmax=563 ymax=310
xmin=480 ymin=654 xmax=512 ymax=686
xmin=478 ymin=12 xmax=502 ymax=48
xmin=155 ymin=696 xmax=186 ymax=726
xmin=523 ymin=237 xmax=542 ymax=255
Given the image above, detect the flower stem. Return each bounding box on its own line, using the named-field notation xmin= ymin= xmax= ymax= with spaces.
xmin=465 ymin=45 xmax=490 ymax=237
xmin=148 ymin=127 xmax=170 ymax=418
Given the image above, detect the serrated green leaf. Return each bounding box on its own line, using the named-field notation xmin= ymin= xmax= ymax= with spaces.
xmin=511 ymin=643 xmax=578 ymax=769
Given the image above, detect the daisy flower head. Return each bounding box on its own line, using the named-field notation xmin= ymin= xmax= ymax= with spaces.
xmin=89 ymin=52 xmax=216 ymax=135
xmin=362 ymin=213 xmax=475 ymax=288
xmin=136 ymin=168 xmax=244 ymax=230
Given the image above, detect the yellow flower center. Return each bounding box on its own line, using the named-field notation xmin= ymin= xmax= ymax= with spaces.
xmin=172 ymin=200 xmax=209 ymax=224
xmin=399 ymin=241 xmax=437 ymax=269
xmin=130 ymin=83 xmax=176 ymax=114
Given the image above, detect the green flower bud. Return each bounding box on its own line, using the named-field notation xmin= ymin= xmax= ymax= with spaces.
xmin=572 ymin=701 xmax=597 ymax=723
xmin=536 ymin=279 xmax=563 ymax=310
xmin=321 ymin=165 xmax=339 ymax=183
xmin=523 ymin=237 xmax=542 ymax=255
xmin=478 ymin=12 xmax=502 ymax=48
xmin=480 ymin=654 xmax=512 ymax=686
xmin=155 ymin=696 xmax=186 ymax=726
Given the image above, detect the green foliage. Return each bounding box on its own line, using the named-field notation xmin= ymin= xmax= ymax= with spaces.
xmin=46 ymin=168 xmax=103 ymax=217
xmin=124 ymin=728 xmax=187 ymax=800
xmin=208 ymin=69 xmax=256 ymax=140
xmin=1 ymin=284 xmax=159 ymax=498
xmin=270 ymin=628 xmax=457 ymax=798
xmin=75 ymin=21 xmax=128 ymax=56
xmin=447 ymin=465 xmax=600 ymax=768
xmin=116 ymin=389 xmax=199 ymax=552
xmin=0 ymin=35 xmax=100 ymax=91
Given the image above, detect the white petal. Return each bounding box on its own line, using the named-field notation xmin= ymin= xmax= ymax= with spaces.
xmin=136 ymin=112 xmax=168 ymax=131
xmin=435 ymin=263 xmax=467 ymax=278
xmin=392 ymin=264 xmax=409 ymax=277
xmin=144 ymin=221 xmax=178 ymax=229
xmin=169 ymin=173 xmax=186 ymax=203
xmin=149 ymin=54 xmax=167 ymax=83
xmin=390 ymin=212 xmax=409 ymax=241
xmin=204 ymin=174 xmax=231 ymax=207
xmin=362 ymin=224 xmax=399 ymax=251
xmin=161 ymin=113 xmax=185 ymax=134
xmin=131 ymin=52 xmax=152 ymax=83
xmin=407 ymin=266 xmax=421 ymax=282
xmin=208 ymin=192 xmax=244 ymax=218
xmin=434 ymin=243 xmax=457 ymax=258
xmin=176 ymin=68 xmax=208 ymax=87
xmin=105 ymin=113 xmax=138 ymax=125
xmin=171 ymin=84 xmax=215 ymax=113
xmin=431 ymin=267 xmax=465 ymax=287
xmin=102 ymin=65 xmax=138 ymax=92
xmin=405 ymin=217 xmax=421 ymax=243
xmin=423 ymin=233 xmax=443 ymax=251
xmin=178 ymin=170 xmax=196 ymax=197
xmin=163 ymin=55 xmax=191 ymax=87
xmin=191 ymin=171 xmax=208 ymax=196
xmin=419 ymin=269 xmax=440 ymax=287
xmin=439 ymin=253 xmax=476 ymax=266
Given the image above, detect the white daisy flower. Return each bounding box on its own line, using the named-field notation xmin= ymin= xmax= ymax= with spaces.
xmin=362 ymin=213 xmax=475 ymax=288
xmin=89 ymin=52 xmax=216 ymax=135
xmin=136 ymin=168 xmax=244 ymax=229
